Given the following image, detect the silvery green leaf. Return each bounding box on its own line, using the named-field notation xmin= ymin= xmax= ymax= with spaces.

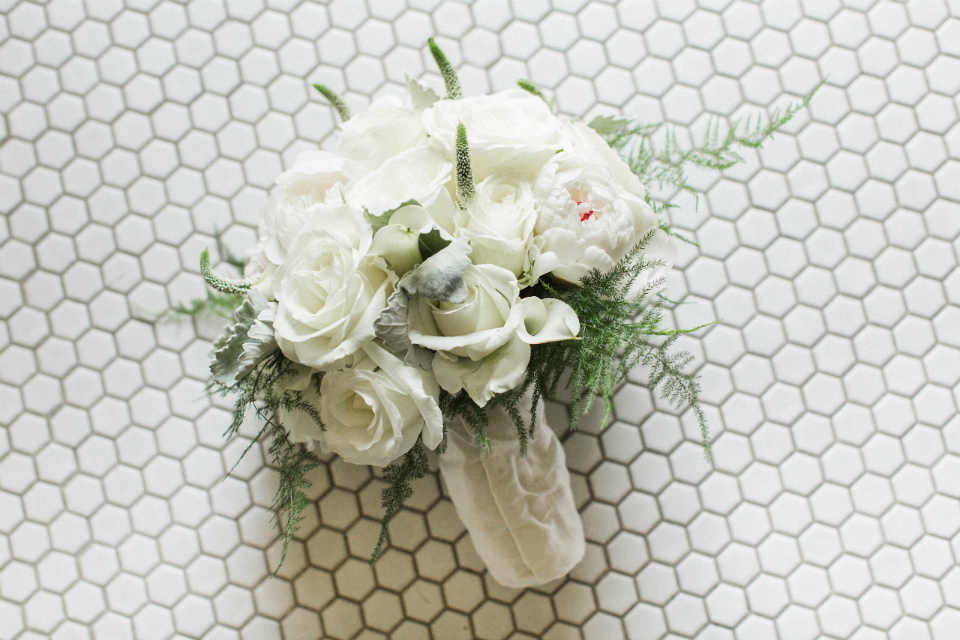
xmin=406 ymin=74 xmax=440 ymax=109
xmin=239 ymin=304 xmax=278 ymax=376
xmin=374 ymin=289 xmax=411 ymax=355
xmin=211 ymin=290 xmax=277 ymax=386
xmin=408 ymin=236 xmax=472 ymax=304
xmin=373 ymin=289 xmax=434 ymax=370
xmin=587 ymin=115 xmax=630 ymax=136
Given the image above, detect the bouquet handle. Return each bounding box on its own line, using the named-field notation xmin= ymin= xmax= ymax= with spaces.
xmin=438 ymin=391 xmax=585 ymax=588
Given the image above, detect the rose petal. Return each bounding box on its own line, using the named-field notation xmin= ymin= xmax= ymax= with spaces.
xmin=518 ymin=298 xmax=581 ymax=344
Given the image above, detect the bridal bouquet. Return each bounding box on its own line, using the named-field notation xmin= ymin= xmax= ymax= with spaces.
xmin=199 ymin=40 xmax=811 ymax=587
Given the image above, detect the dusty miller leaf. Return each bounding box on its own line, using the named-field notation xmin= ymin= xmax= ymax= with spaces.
xmin=409 ymin=236 xmax=471 ymax=303
xmin=211 ymin=291 xmax=276 ymax=386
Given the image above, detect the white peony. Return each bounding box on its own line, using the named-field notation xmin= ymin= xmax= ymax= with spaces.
xmin=456 ymin=172 xmax=538 ymax=279
xmin=272 ymin=205 xmax=396 ymax=371
xmin=318 ymin=341 xmax=443 ymax=466
xmin=531 ymin=120 xmax=676 ymax=298
xmin=558 ymin=119 xmax=649 ymax=199
xmin=421 ymin=89 xmax=564 ymax=180
xmin=337 ymin=96 xmax=426 ymax=174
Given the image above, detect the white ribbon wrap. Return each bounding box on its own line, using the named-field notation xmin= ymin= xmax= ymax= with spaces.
xmin=438 ymin=392 xmax=585 ymax=588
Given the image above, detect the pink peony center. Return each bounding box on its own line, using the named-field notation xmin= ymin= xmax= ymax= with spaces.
xmin=568 ymin=183 xmax=601 ymax=223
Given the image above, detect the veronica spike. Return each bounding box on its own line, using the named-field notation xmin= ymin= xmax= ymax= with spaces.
xmin=517 ymin=79 xmax=547 ymax=102
xmin=428 ymin=37 xmax=462 ymax=100
xmin=200 ymin=248 xmax=262 ymax=294
xmin=311 ymin=83 xmax=352 ymax=122
xmin=456 ymin=122 xmax=475 ymax=205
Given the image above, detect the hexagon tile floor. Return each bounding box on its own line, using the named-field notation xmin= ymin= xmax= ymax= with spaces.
xmin=1 ymin=0 xmax=960 ymax=639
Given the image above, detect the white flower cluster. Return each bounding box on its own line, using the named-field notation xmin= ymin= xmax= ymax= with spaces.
xmin=242 ymin=83 xmax=676 ymax=467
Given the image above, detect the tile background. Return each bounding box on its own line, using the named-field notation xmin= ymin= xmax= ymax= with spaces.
xmin=1 ymin=0 xmax=959 ymax=638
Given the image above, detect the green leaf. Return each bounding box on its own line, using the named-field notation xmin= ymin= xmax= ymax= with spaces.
xmin=417 ymin=228 xmax=451 ymax=261
xmin=588 ymin=115 xmax=631 ymax=136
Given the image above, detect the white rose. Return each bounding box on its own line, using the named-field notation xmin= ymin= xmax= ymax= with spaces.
xmin=257 ymin=150 xmax=349 ymax=268
xmin=432 ymin=333 xmax=530 ymax=407
xmin=318 ymin=341 xmax=443 ymax=466
xmin=337 ymin=96 xmax=426 ymax=174
xmin=421 ymin=89 xmax=564 ymax=180
xmin=408 ymin=263 xmax=524 ymax=362
xmin=431 ymin=296 xmax=581 ymax=407
xmin=272 ymin=204 xmax=396 ymax=371
xmin=531 ymin=142 xmax=675 ymax=298
xmin=345 ymin=140 xmax=459 ymax=233
xmin=457 ymin=172 xmax=538 ymax=278
xmin=408 ymin=263 xmax=580 ymax=406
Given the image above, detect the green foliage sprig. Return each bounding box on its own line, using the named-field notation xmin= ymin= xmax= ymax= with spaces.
xmin=200 ymin=248 xmax=261 ymax=294
xmin=597 ymin=82 xmax=823 ymax=199
xmin=489 ymin=235 xmax=717 ymax=462
xmin=268 ymin=425 xmax=321 ymax=570
xmin=211 ymin=350 xmax=324 ymax=572
xmin=165 ymin=290 xmax=243 ymax=321
xmin=370 ymin=441 xmax=430 ymax=565
xmin=455 ymin=121 xmax=476 ymax=203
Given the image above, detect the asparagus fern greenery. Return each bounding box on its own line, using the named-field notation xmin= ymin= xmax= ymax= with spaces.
xmin=588 ymin=80 xmax=824 ymax=196
xmin=172 ymin=71 xmax=816 ymax=570
xmin=522 ymin=234 xmax=717 ymax=461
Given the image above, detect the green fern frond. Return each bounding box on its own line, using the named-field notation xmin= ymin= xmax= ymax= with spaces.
xmin=269 ymin=427 xmax=321 ymax=571
xmin=371 ymin=441 xmax=430 ymax=565
xmin=602 ymin=83 xmax=823 ymax=201
xmin=163 ymin=291 xmax=244 ymax=321
xmin=211 ymin=350 xmax=325 ymax=573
